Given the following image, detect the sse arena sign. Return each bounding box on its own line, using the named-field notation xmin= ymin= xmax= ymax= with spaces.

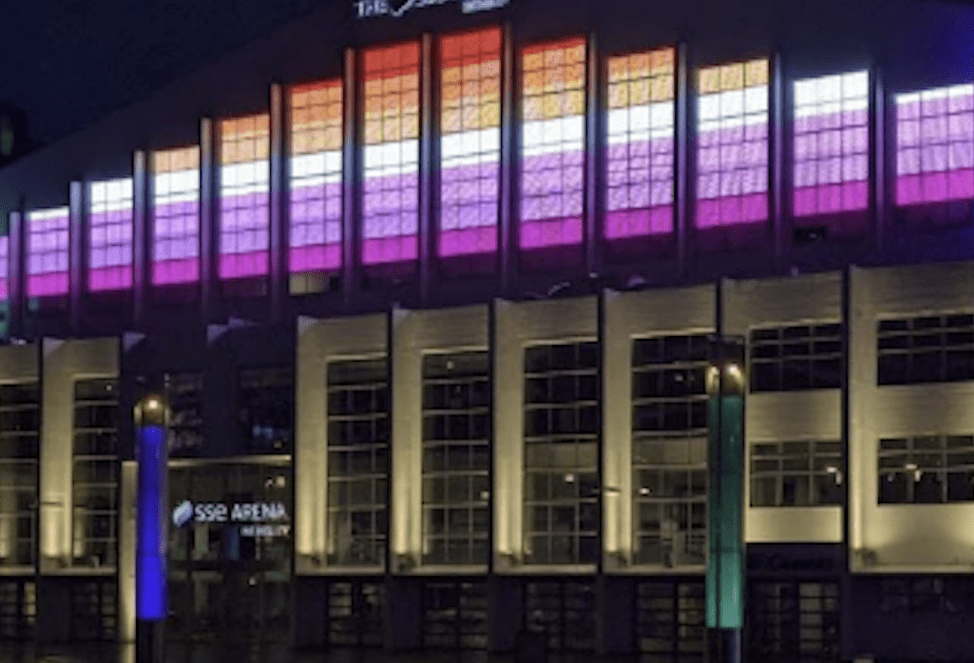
xmin=172 ymin=500 xmax=291 ymax=537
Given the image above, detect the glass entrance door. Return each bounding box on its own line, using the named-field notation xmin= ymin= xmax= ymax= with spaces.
xmin=167 ymin=458 xmax=292 ymax=643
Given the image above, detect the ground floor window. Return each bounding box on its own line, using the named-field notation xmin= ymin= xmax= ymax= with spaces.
xmin=327 ymin=579 xmax=385 ymax=647
xmin=0 ymin=579 xmax=35 ymax=640
xmin=524 ymin=579 xmax=596 ymax=652
xmin=636 ymin=579 xmax=705 ymax=663
xmin=746 ymin=580 xmax=840 ymax=663
xmin=422 ymin=579 xmax=488 ymax=649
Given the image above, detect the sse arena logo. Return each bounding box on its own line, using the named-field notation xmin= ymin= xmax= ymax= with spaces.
xmin=171 ymin=500 xmax=291 ymax=537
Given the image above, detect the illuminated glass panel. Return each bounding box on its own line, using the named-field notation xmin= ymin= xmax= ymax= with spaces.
xmin=362 ymin=42 xmax=420 ymax=267
xmin=219 ymin=114 xmax=270 ymax=279
xmin=793 ymin=71 xmax=869 ymax=217
xmin=289 ymin=80 xmax=343 ymax=276
xmin=0 ymin=236 xmax=8 ymax=300
xmin=152 ymin=147 xmax=200 ymax=285
xmin=606 ymin=48 xmax=675 ymax=239
xmin=26 ymin=207 xmax=69 ymax=298
xmin=439 ymin=27 xmax=502 ymax=259
xmin=895 ymin=84 xmax=974 ymax=205
xmin=520 ymin=37 xmax=586 ymax=251
xmin=696 ymin=59 xmax=769 ymax=228
xmin=88 ymin=178 xmax=133 ymax=291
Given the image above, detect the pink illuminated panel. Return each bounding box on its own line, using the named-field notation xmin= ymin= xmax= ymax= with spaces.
xmin=362 ymin=42 xmax=420 ymax=267
xmin=793 ymin=71 xmax=869 ymax=217
xmin=289 ymin=80 xmax=343 ymax=276
xmin=606 ymin=48 xmax=675 ymax=239
xmin=520 ymin=37 xmax=586 ymax=250
xmin=0 ymin=236 xmax=8 ymax=300
xmin=26 ymin=207 xmax=69 ymax=297
xmin=896 ymin=84 xmax=974 ymax=205
xmin=439 ymin=27 xmax=502 ymax=259
xmin=88 ymin=177 xmax=134 ymax=291
xmin=696 ymin=59 xmax=769 ymax=228
xmin=152 ymin=147 xmax=200 ymax=285
xmin=219 ymin=114 xmax=270 ymax=279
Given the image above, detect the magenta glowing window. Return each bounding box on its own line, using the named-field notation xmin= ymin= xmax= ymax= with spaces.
xmin=152 ymin=147 xmax=200 ymax=285
xmin=362 ymin=42 xmax=420 ymax=267
xmin=289 ymin=80 xmax=343 ymax=277
xmin=88 ymin=177 xmax=134 ymax=291
xmin=793 ymin=71 xmax=869 ymax=217
xmin=896 ymin=84 xmax=974 ymax=205
xmin=26 ymin=207 xmax=69 ymax=298
xmin=605 ymin=48 xmax=675 ymax=240
xmin=439 ymin=27 xmax=502 ymax=259
xmin=219 ymin=114 xmax=270 ymax=279
xmin=0 ymin=235 xmax=8 ymax=300
xmin=520 ymin=37 xmax=586 ymax=250
xmin=696 ymin=59 xmax=769 ymax=228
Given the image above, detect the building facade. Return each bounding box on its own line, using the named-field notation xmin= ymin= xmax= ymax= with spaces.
xmin=3 ymin=0 xmax=974 ymax=660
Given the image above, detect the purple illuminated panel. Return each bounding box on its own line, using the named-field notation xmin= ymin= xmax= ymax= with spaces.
xmin=520 ymin=38 xmax=587 ymax=252
xmin=696 ymin=59 xmax=769 ymax=229
xmin=0 ymin=235 xmax=8 ymax=300
xmin=26 ymin=207 xmax=69 ymax=298
xmin=89 ymin=178 xmax=134 ymax=291
xmin=152 ymin=147 xmax=200 ymax=285
xmin=793 ymin=71 xmax=869 ymax=218
xmin=219 ymin=115 xmax=270 ymax=279
xmin=606 ymin=48 xmax=675 ymax=241
xmin=896 ymin=84 xmax=974 ymax=206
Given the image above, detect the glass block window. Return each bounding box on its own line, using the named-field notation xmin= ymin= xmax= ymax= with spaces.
xmin=793 ymin=71 xmax=869 ymax=217
xmin=362 ymin=42 xmax=420 ymax=268
xmin=880 ymin=577 xmax=974 ymax=615
xmin=0 ymin=383 xmax=39 ymax=567
xmin=605 ymin=47 xmax=675 ymax=240
xmin=750 ymin=323 xmax=842 ymax=392
xmin=523 ymin=341 xmax=599 ymax=565
xmin=88 ymin=178 xmax=133 ymax=291
xmin=696 ymin=59 xmax=769 ymax=229
xmin=750 ymin=440 xmax=842 ymax=507
xmin=327 ymin=358 xmax=389 ymax=566
xmin=165 ymin=373 xmax=203 ymax=457
xmin=0 ymin=236 xmax=9 ymax=300
xmin=238 ymin=367 xmax=293 ymax=454
xmin=878 ymin=435 xmax=974 ymax=503
xmin=632 ymin=334 xmax=709 ymax=567
xmin=289 ymin=80 xmax=343 ymax=285
xmin=439 ymin=26 xmax=502 ymax=260
xmin=878 ymin=314 xmax=974 ymax=385
xmin=421 ymin=351 xmax=490 ymax=565
xmin=152 ymin=146 xmax=200 ymax=285
xmin=636 ymin=580 xmax=706 ymax=662
xmin=219 ymin=114 xmax=270 ymax=279
xmin=25 ymin=207 xmax=70 ymax=298
xmin=72 ymin=378 xmax=119 ymax=568
xmin=520 ymin=37 xmax=587 ymax=253
xmin=747 ymin=581 xmax=840 ymax=662
xmin=895 ymin=84 xmax=974 ymax=206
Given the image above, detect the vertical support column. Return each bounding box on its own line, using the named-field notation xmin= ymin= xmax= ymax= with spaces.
xmin=872 ymin=68 xmax=886 ymax=252
xmin=770 ymin=53 xmax=785 ymax=261
xmin=199 ymin=118 xmax=216 ymax=324
xmin=9 ymin=210 xmax=24 ymax=339
xmin=499 ymin=23 xmax=515 ymax=296
xmin=584 ymin=31 xmax=600 ymax=276
xmin=270 ymin=83 xmax=287 ymax=321
xmin=839 ymin=266 xmax=854 ymax=661
xmin=675 ymin=42 xmax=690 ymax=274
xmin=343 ymin=48 xmax=359 ymax=308
xmin=418 ymin=33 xmax=434 ymax=306
xmin=133 ymin=151 xmax=149 ymax=328
xmin=69 ymin=181 xmax=85 ymax=335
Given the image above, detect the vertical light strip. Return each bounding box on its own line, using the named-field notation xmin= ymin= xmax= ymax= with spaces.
xmin=219 ymin=114 xmax=270 ymax=279
xmin=793 ymin=71 xmax=870 ymax=217
xmin=439 ymin=27 xmax=502 ymax=260
xmin=26 ymin=207 xmax=70 ymax=297
xmin=895 ymin=84 xmax=974 ymax=205
xmin=0 ymin=235 xmax=8 ymax=300
xmin=605 ymin=48 xmax=675 ymax=240
xmin=152 ymin=147 xmax=201 ymax=285
xmin=362 ymin=42 xmax=421 ymax=267
xmin=289 ymin=80 xmax=344 ymax=276
xmin=89 ymin=178 xmax=134 ymax=291
xmin=520 ymin=37 xmax=587 ymax=251
xmin=696 ymin=59 xmax=769 ymax=228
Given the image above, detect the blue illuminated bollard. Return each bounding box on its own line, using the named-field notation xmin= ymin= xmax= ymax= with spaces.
xmin=136 ymin=396 xmax=168 ymax=663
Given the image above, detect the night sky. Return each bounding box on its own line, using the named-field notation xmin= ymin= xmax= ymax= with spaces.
xmin=0 ymin=0 xmax=329 ymax=146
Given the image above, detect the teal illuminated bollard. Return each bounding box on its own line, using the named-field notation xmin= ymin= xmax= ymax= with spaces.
xmin=705 ymin=339 xmax=746 ymax=663
xmin=136 ymin=395 xmax=169 ymax=663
